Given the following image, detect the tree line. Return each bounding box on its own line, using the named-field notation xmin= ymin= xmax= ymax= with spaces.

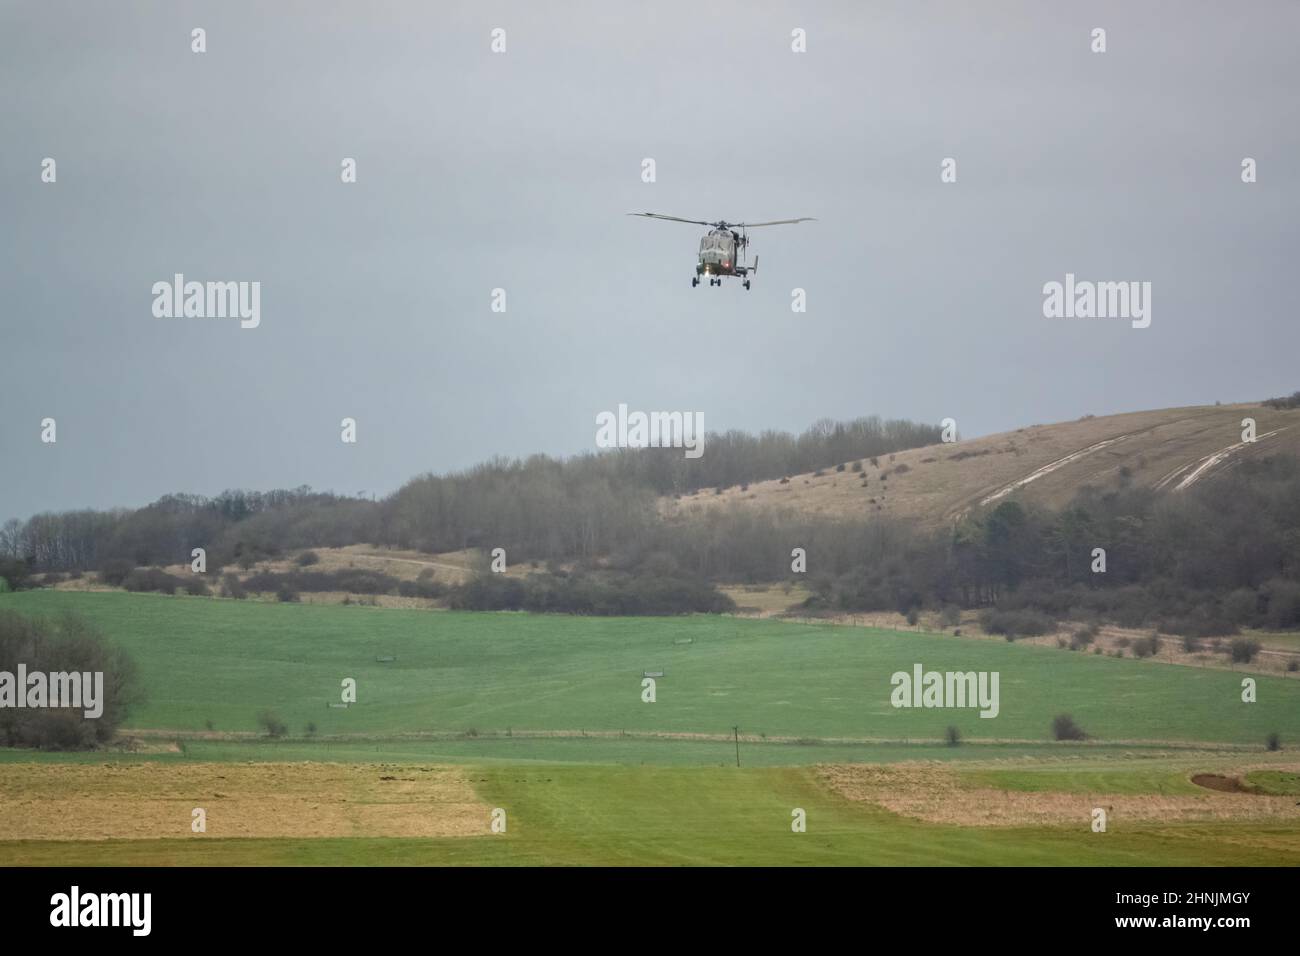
xmin=5 ymin=411 xmax=1300 ymax=637
xmin=1 ymin=414 xmax=942 ymax=572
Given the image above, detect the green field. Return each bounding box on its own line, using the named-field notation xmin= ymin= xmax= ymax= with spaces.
xmin=1 ymin=590 xmax=1297 ymax=866
xmin=1 ymin=590 xmax=1294 ymax=746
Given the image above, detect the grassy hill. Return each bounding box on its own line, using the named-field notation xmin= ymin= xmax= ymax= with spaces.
xmin=2 ymin=591 xmax=1294 ymax=749
xmin=665 ymin=402 xmax=1300 ymax=526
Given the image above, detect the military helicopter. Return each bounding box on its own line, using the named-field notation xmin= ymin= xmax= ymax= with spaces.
xmin=628 ymin=212 xmax=815 ymax=288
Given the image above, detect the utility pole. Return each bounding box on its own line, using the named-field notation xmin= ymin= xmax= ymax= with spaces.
xmin=733 ymin=725 xmax=741 ymax=767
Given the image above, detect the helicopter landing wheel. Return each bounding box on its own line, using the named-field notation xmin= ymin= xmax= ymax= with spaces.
xmin=743 ymin=280 xmax=751 ymax=290
xmin=692 ymin=277 xmax=699 ymax=287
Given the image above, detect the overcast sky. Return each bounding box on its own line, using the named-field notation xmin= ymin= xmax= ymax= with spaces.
xmin=3 ymin=1 xmax=1297 ymax=522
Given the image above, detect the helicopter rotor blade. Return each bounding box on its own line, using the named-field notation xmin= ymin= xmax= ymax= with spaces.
xmin=733 ymin=218 xmax=816 ymax=228
xmin=626 ymin=212 xmax=713 ymax=226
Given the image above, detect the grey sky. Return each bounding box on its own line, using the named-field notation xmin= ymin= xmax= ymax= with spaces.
xmin=3 ymin=1 xmax=1298 ymax=522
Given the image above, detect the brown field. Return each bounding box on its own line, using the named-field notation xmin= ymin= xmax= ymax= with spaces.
xmin=663 ymin=403 xmax=1300 ymax=528
xmin=720 ymin=583 xmax=812 ymax=616
xmin=817 ymin=760 xmax=1300 ymax=827
xmin=0 ymin=762 xmax=490 ymax=841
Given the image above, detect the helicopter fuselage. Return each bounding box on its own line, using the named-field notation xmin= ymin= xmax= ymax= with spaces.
xmin=696 ymin=228 xmax=744 ymax=277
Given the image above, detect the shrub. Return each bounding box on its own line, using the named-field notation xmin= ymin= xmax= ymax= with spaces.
xmin=945 ymin=725 xmax=961 ymax=747
xmin=1131 ymin=635 xmax=1160 ymax=658
xmin=122 ymin=567 xmax=187 ymax=595
xmin=98 ymin=558 xmax=136 ymax=587
xmin=1230 ymin=637 xmax=1261 ymax=664
xmin=905 ymin=607 xmax=919 ymax=626
xmin=1288 ymin=661 xmax=1298 ymax=673
xmin=980 ymin=608 xmax=1055 ymax=640
xmin=850 ymin=461 xmax=863 ymax=473
xmin=1182 ymin=634 xmax=1202 ymax=654
xmin=397 ymin=578 xmax=446 ymax=599
xmin=1052 ymin=714 xmax=1087 ymax=741
xmin=0 ymin=610 xmax=142 ymax=749
xmin=305 ymin=721 xmax=318 ymax=737
xmin=276 ymin=586 xmax=301 ymax=603
xmin=939 ymin=605 xmax=962 ymax=628
xmin=243 ymin=568 xmax=400 ymax=596
xmin=0 ymin=559 xmax=34 ymax=591
xmin=256 ymin=710 xmax=287 ymax=737
xmin=1261 ymin=390 xmax=1300 ymax=410
xmin=447 ymin=569 xmax=734 ymax=616
xmin=1070 ymin=623 xmax=1099 ymax=650
xmin=221 ymin=574 xmax=247 ymax=600
xmin=297 ymin=551 xmax=320 ymax=567
xmin=1266 ymin=732 xmax=1281 ymax=752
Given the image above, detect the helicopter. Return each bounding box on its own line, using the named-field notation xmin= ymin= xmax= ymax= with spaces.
xmin=628 ymin=212 xmax=815 ymax=288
